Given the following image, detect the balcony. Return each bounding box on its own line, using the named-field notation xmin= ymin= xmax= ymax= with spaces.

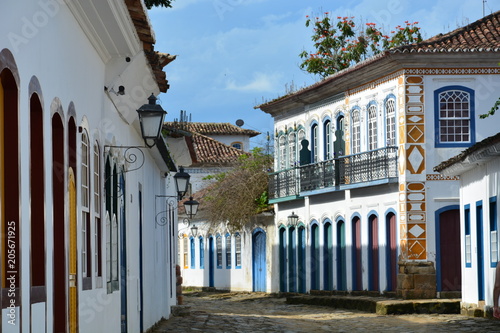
xmin=269 ymin=147 xmax=398 ymax=201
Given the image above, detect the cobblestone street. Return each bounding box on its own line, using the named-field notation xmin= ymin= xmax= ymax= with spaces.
xmin=153 ymin=292 xmax=500 ymax=332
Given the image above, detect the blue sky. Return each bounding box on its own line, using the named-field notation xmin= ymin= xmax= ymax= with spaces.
xmin=148 ymin=0 xmax=498 ymax=147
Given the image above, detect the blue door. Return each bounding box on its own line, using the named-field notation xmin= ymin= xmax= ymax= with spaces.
xmin=279 ymin=227 xmax=287 ymax=291
xmin=209 ymin=236 xmax=214 ymax=287
xmin=323 ymin=222 xmax=332 ymax=290
xmin=477 ymin=202 xmax=485 ymax=300
xmin=252 ymin=229 xmax=267 ymax=291
xmin=311 ymin=224 xmax=319 ymax=290
xmin=337 ymin=220 xmax=347 ymax=290
xmin=298 ymin=226 xmax=306 ymax=293
xmin=288 ymin=227 xmax=297 ymax=292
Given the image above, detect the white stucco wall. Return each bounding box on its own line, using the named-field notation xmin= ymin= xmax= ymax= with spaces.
xmin=1 ymin=1 xmax=177 ymax=332
xmin=459 ymin=157 xmax=500 ymax=309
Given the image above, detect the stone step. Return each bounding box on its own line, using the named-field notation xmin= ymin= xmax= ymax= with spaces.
xmin=286 ymin=295 xmax=461 ymax=315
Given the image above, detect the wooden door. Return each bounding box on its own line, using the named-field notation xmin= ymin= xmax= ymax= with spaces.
xmin=68 ymin=168 xmax=78 ymax=332
xmin=439 ymin=209 xmax=461 ymax=291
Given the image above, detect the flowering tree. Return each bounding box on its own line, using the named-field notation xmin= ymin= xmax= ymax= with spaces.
xmin=299 ymin=14 xmax=423 ymax=78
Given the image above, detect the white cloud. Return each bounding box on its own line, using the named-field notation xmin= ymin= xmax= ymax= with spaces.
xmin=225 ymin=72 xmax=282 ymax=92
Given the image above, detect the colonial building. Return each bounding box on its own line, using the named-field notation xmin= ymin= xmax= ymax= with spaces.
xmin=257 ymin=11 xmax=500 ymax=298
xmin=164 ymin=121 xmax=275 ymax=292
xmin=0 ymin=1 xmax=183 ymax=332
xmin=435 ymin=132 xmax=500 ymax=315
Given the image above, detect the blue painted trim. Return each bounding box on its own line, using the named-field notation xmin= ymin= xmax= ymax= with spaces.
xmin=216 ymin=234 xmax=222 ymax=269
xmin=310 ymin=222 xmax=320 ymax=290
xmin=323 ymin=118 xmax=332 ymax=160
xmin=435 ymin=205 xmax=460 ymax=291
xmin=323 ymin=221 xmax=333 ymax=290
xmin=434 ymin=85 xmax=476 ymax=148
xmin=190 ymin=237 xmax=195 ymax=269
xmin=269 ymin=195 xmax=302 ymax=204
xmin=310 ymin=122 xmax=319 ymax=163
xmin=464 ymin=204 xmax=472 ymax=268
xmin=199 ymin=236 xmax=205 ymax=269
xmin=235 ymin=233 xmax=242 ymax=269
xmin=477 ymin=200 xmax=485 ymax=300
xmin=297 ymin=222 xmax=306 ymax=229
xmin=383 ymin=95 xmax=397 ymax=146
xmin=490 ymin=197 xmax=498 ymax=267
xmin=225 ymin=233 xmax=231 ymax=269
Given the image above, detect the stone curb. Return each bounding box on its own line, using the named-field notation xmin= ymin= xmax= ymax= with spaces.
xmin=286 ymin=295 xmax=461 ymax=315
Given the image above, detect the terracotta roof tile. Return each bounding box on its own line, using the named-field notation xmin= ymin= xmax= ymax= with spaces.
xmin=393 ymin=10 xmax=500 ymax=53
xmin=125 ymin=0 xmax=174 ymax=93
xmin=191 ymin=132 xmax=246 ymax=166
xmin=434 ymin=132 xmax=500 ymax=172
xmin=166 ymin=122 xmax=260 ymax=137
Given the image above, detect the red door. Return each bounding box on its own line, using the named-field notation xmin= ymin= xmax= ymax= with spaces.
xmin=439 ymin=209 xmax=461 ymax=291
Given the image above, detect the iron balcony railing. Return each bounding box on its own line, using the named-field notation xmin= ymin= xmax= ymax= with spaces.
xmin=268 ymin=147 xmax=398 ymax=200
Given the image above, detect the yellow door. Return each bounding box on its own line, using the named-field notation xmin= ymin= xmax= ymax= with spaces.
xmin=68 ymin=168 xmax=78 ymax=332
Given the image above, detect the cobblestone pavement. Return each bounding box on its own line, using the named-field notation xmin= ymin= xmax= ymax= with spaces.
xmin=152 ymin=291 xmax=500 ymax=333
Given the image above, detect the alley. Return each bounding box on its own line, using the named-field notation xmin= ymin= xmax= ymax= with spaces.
xmin=152 ymin=291 xmax=500 ymax=332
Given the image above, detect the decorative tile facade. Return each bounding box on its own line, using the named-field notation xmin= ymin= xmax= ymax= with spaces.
xmin=399 ymin=75 xmax=427 ymax=260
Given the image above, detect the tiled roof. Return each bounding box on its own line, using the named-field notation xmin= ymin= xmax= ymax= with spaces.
xmin=257 ymin=11 xmax=500 ymax=111
xmin=434 ymin=132 xmax=500 ymax=173
xmin=190 ymin=132 xmax=246 ymax=166
xmin=393 ymin=10 xmax=500 ymax=53
xmin=125 ymin=0 xmax=174 ymax=93
xmin=167 ymin=122 xmax=260 ymax=137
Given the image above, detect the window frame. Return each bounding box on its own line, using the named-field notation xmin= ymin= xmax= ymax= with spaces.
xmin=490 ymin=197 xmax=498 ymax=267
xmin=81 ymin=129 xmax=92 ymax=290
xmin=190 ymin=237 xmax=195 ymax=269
xmin=225 ymin=233 xmax=232 ymax=269
xmin=368 ymin=103 xmax=378 ymax=151
xmin=465 ymin=204 xmax=472 ymax=267
xmin=216 ymin=234 xmax=223 ymax=269
xmin=199 ymin=236 xmax=205 ymax=269
xmin=434 ymin=86 xmax=475 ymax=148
xmin=235 ymin=233 xmax=242 ymax=269
xmin=351 ymin=109 xmax=361 ymax=154
xmin=385 ymin=98 xmax=396 ymax=146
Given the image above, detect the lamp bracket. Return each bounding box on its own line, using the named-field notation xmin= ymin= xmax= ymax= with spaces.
xmin=104 ymin=145 xmax=146 ymax=175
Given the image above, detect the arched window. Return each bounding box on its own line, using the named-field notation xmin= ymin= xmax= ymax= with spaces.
xmin=225 ymin=233 xmax=232 ymax=268
xmin=231 ymin=141 xmax=242 ymax=150
xmin=311 ymin=123 xmax=318 ymax=163
xmin=93 ymin=143 xmax=102 ymax=283
xmin=235 ymin=233 xmax=242 ymax=268
xmin=368 ymin=104 xmax=377 ymax=150
xmin=216 ymin=234 xmax=222 ymax=268
xmin=324 ymin=119 xmax=332 ymax=160
xmin=288 ymin=132 xmax=297 ymax=167
xmin=351 ymin=109 xmax=361 ymax=154
xmin=435 ymin=86 xmax=475 ymax=147
xmin=81 ymin=130 xmax=92 ymax=288
xmin=385 ymin=98 xmax=396 ymax=146
xmin=279 ymin=135 xmax=286 ymax=170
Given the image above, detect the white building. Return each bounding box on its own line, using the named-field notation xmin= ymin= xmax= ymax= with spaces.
xmin=257 ymin=12 xmax=500 ymax=298
xmin=0 ymin=1 xmax=183 ymax=332
xmin=435 ymin=132 xmax=500 ymax=315
xmin=164 ymin=122 xmax=275 ymax=292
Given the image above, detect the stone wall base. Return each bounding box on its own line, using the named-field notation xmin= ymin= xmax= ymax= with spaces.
xmin=397 ymin=261 xmax=436 ymax=299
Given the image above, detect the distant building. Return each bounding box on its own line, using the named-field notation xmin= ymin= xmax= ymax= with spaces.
xmin=164 ymin=122 xmax=275 ymax=292
xmin=256 ymin=12 xmax=500 ymax=298
xmin=435 ymin=132 xmax=500 ymax=315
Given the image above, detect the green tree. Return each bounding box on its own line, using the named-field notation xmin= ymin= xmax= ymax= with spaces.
xmin=299 ymin=14 xmax=423 ymax=78
xmin=144 ymin=0 xmax=175 ymax=9
xmin=203 ymin=147 xmax=273 ymax=231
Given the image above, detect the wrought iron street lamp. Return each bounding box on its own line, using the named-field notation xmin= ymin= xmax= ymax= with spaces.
xmin=288 ymin=211 xmax=299 ymax=227
xmin=136 ymin=93 xmax=167 ymax=148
